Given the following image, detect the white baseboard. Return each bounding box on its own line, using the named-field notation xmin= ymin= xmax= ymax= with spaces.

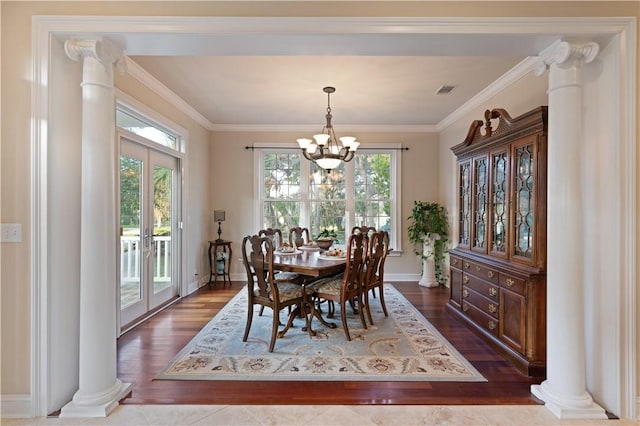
xmin=1 ymin=394 xmax=32 ymax=418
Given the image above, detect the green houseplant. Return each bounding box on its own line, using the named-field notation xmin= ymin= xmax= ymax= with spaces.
xmin=407 ymin=201 xmax=449 ymax=287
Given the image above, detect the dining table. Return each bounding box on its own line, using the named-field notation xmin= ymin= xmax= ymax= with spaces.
xmin=271 ymin=247 xmax=347 ymax=333
xmin=272 ymin=248 xmax=347 ymax=278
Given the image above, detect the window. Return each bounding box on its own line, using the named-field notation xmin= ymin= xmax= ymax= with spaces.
xmin=256 ymin=145 xmax=401 ymax=251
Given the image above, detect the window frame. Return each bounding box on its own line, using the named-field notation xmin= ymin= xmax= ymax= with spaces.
xmin=254 ymin=143 xmax=402 ymax=253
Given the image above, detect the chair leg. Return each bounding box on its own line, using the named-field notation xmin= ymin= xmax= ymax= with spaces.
xmin=364 ymin=287 xmax=374 ymax=326
xmin=268 ymin=309 xmax=279 ymax=352
xmin=377 ymin=284 xmax=389 ymax=317
xmin=340 ymin=301 xmax=351 ymax=341
xmin=243 ymin=303 xmax=255 ymax=342
xmin=357 ymin=293 xmax=368 ymax=330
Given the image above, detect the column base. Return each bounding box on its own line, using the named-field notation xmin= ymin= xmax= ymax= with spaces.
xmin=531 ymin=382 xmax=607 ymax=420
xmin=60 ymin=382 xmax=131 ymax=418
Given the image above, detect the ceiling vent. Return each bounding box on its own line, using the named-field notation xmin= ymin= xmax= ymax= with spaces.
xmin=435 ymin=85 xmax=456 ymax=95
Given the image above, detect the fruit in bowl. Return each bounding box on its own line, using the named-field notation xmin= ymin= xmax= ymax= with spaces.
xmin=314 ymin=237 xmax=334 ymax=250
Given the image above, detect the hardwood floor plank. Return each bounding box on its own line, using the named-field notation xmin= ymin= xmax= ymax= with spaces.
xmin=117 ymin=282 xmax=543 ymax=405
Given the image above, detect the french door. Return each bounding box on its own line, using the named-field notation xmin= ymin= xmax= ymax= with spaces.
xmin=119 ymin=137 xmax=180 ymax=329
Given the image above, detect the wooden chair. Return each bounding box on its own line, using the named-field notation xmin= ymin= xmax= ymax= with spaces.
xmin=309 ymin=232 xmax=368 ymax=341
xmin=351 ymin=225 xmax=376 ymax=237
xmin=256 ymin=228 xmax=302 ymax=318
xmin=289 ymin=226 xmax=311 ymax=248
xmin=241 ymin=234 xmax=316 ymax=352
xmin=362 ymin=230 xmax=390 ymax=325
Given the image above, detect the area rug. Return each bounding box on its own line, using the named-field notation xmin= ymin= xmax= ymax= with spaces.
xmin=156 ymin=284 xmax=486 ymax=382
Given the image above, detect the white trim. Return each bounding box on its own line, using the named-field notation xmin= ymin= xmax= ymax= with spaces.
xmin=0 ymin=395 xmax=32 ymax=419
xmin=213 ymin=123 xmax=436 ymax=133
xmin=124 ymin=57 xmax=214 ymax=132
xmin=618 ymin=19 xmax=637 ymax=421
xmin=31 ymin=16 xmax=51 ymax=419
xmin=29 ymin=14 xmax=636 ymax=419
xmin=437 ymin=57 xmax=539 ymax=131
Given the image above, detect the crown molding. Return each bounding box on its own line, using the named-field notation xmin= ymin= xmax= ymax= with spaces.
xmin=125 ymin=57 xmax=215 ymax=131
xmin=210 ymin=123 xmax=437 ymax=133
xmin=436 ymin=56 xmax=539 ymax=131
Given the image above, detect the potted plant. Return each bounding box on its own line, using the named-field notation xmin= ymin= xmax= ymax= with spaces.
xmin=315 ymin=228 xmax=338 ymax=250
xmin=407 ymin=201 xmax=449 ymax=287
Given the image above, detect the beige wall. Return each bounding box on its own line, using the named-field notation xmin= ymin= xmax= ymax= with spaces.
xmin=0 ymin=0 xmax=637 ymax=418
xmin=210 ymin=131 xmax=440 ymax=279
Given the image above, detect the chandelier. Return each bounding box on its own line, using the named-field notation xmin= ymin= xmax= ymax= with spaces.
xmin=296 ymin=86 xmax=360 ymax=172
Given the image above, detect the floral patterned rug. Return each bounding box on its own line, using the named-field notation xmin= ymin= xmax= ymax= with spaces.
xmin=156 ymin=285 xmax=485 ymax=382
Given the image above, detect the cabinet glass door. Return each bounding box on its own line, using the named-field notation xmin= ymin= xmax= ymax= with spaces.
xmin=458 ymin=160 xmax=471 ymax=248
xmin=489 ymin=151 xmax=509 ymax=258
xmin=512 ymin=140 xmax=536 ymax=263
xmin=472 ymin=156 xmax=488 ymax=252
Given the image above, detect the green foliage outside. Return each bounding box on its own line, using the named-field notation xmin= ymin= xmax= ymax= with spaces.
xmin=262 ymin=152 xmax=392 ymax=244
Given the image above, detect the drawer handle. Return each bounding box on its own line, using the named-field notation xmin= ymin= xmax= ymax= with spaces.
xmin=462 ymin=303 xmax=469 ymax=312
xmin=452 ymin=259 xmax=458 ymax=266
xmin=463 ymin=276 xmax=470 ymax=284
xmin=488 ymin=320 xmax=497 ymax=330
xmin=475 ymin=265 xmax=481 ymax=271
xmin=506 ymin=278 xmax=515 ymax=287
xmin=464 ymin=262 xmax=470 ymax=269
xmin=487 ymin=271 xmax=495 ymax=279
xmin=463 ymin=289 xmax=469 ymax=298
xmin=489 ymin=287 xmax=497 ymax=297
xmin=488 ymin=303 xmax=497 ymax=313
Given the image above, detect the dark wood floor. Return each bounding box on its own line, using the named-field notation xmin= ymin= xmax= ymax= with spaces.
xmin=117 ymin=281 xmax=544 ymax=405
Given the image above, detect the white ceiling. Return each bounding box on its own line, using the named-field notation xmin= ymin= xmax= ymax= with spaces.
xmin=130 ymin=55 xmax=525 ymax=128
xmin=125 ymin=29 xmax=566 ymax=130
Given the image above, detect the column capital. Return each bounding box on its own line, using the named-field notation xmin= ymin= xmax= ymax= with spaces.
xmin=64 ymin=39 xmax=126 ymax=73
xmin=534 ymin=40 xmax=599 ymax=77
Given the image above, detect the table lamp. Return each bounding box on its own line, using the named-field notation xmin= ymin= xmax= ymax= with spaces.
xmin=214 ymin=210 xmax=225 ymax=242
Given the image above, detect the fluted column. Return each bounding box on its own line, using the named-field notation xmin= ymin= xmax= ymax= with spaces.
xmin=530 ymin=41 xmax=606 ymax=419
xmin=60 ymin=39 xmax=131 ymax=418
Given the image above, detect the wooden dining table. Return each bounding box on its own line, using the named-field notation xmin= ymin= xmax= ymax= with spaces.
xmin=272 ymin=248 xmax=346 ymax=278
xmin=272 ymin=248 xmax=346 ymax=333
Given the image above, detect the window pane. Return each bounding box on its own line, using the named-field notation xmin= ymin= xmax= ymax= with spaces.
xmin=116 ymin=109 xmax=177 ymax=149
xmin=354 ymin=153 xmax=392 ymax=240
xmin=310 ymin=201 xmax=346 ymax=243
xmin=310 ymin=162 xmax=345 ymax=199
xmin=263 ymin=152 xmax=302 ymax=236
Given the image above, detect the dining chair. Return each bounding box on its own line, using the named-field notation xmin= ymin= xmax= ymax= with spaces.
xmin=362 ymin=230 xmax=390 ymax=325
xmin=309 ymin=231 xmax=368 ymax=341
xmin=256 ymin=228 xmax=303 ymax=318
xmin=351 ymin=225 xmax=376 ymax=237
xmin=241 ymin=234 xmax=316 ymax=352
xmin=289 ymin=226 xmax=311 ymax=248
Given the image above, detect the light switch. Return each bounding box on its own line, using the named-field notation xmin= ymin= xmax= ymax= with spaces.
xmin=1 ymin=223 xmax=22 ymax=243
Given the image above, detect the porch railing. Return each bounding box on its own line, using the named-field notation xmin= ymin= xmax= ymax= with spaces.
xmin=120 ymin=236 xmax=171 ymax=282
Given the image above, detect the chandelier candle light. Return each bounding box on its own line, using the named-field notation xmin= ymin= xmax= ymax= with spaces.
xmin=297 ymin=86 xmax=360 ymax=172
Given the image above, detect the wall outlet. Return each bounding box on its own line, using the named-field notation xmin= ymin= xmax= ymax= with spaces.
xmin=1 ymin=223 xmax=22 ymax=243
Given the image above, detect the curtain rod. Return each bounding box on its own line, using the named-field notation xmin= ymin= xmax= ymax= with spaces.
xmin=245 ymin=146 xmax=409 ymax=151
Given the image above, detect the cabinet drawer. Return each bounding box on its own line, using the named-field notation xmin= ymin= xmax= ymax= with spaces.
xmin=463 ymin=274 xmax=499 ymax=300
xmin=462 ymin=301 xmax=499 ymax=336
xmin=500 ymin=274 xmax=526 ymax=296
xmin=463 ymin=286 xmax=499 ymax=318
xmin=450 ymin=255 xmax=463 ymax=270
xmin=463 ymin=259 xmax=499 ymax=283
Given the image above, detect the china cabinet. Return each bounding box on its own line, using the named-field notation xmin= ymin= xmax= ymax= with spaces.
xmin=446 ymin=106 xmax=547 ymax=377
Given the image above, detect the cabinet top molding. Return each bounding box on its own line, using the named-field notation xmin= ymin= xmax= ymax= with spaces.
xmin=451 ymin=106 xmax=548 ymax=158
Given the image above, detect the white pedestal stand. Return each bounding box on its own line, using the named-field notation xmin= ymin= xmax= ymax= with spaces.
xmin=418 ymin=235 xmax=439 ymax=288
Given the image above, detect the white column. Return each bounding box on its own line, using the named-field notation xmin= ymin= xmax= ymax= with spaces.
xmin=530 ymin=41 xmax=606 ymax=420
xmin=60 ymin=39 xmax=131 ymax=418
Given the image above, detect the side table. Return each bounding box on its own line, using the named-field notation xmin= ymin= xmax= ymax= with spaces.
xmin=208 ymin=239 xmax=232 ymax=288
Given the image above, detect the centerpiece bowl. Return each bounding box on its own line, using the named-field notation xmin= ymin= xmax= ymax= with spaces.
xmin=314 ymin=238 xmax=334 ymax=250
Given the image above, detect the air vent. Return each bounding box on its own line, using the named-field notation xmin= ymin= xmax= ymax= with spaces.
xmin=435 ymin=85 xmax=456 ymax=95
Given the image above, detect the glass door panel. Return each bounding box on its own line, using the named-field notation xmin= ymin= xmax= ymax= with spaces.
xmin=458 ymin=160 xmax=471 ymax=248
xmin=511 ymin=139 xmax=536 ymax=263
xmin=119 ymin=138 xmax=179 ymax=328
xmin=489 ymin=151 xmax=509 ymax=258
xmin=472 ymin=155 xmax=488 ymax=253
